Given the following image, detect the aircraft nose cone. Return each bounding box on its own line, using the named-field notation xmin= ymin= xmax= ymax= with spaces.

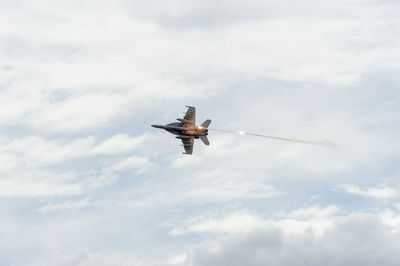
xmin=151 ymin=124 xmax=164 ymax=128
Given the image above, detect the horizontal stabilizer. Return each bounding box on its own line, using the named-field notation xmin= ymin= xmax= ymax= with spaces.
xmin=200 ymin=136 xmax=210 ymax=145
xmin=200 ymin=119 xmax=211 ymax=128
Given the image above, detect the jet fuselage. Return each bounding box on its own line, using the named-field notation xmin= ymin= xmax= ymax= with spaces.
xmin=151 ymin=122 xmax=208 ymax=139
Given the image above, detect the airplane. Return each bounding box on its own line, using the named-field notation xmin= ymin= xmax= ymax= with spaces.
xmin=151 ymin=106 xmax=211 ymax=155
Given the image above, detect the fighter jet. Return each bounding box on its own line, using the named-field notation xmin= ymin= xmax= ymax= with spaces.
xmin=151 ymin=106 xmax=211 ymax=155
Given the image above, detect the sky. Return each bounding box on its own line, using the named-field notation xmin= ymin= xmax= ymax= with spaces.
xmin=1 ymin=0 xmax=400 ymax=265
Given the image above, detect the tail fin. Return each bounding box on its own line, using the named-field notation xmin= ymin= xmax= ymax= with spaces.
xmin=200 ymin=136 xmax=210 ymax=145
xmin=200 ymin=119 xmax=211 ymax=128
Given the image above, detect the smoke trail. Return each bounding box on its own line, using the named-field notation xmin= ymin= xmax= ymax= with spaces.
xmin=209 ymin=128 xmax=335 ymax=147
xmin=209 ymin=129 xmax=234 ymax=134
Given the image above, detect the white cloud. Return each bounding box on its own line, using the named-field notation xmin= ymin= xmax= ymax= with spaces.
xmin=3 ymin=136 xmax=96 ymax=165
xmin=108 ymin=155 xmax=153 ymax=173
xmin=379 ymin=209 xmax=400 ymax=231
xmin=0 ymin=0 xmax=399 ymax=265
xmin=335 ymin=184 xmax=399 ymax=199
xmin=0 ymin=132 xmax=155 ymax=202
xmin=186 ymin=170 xmax=280 ymax=202
xmin=0 ymin=153 xmax=17 ymax=172
xmin=0 ymin=134 xmax=146 ymax=166
xmin=92 ymin=134 xmax=145 ymax=155
xmin=0 ymin=175 xmax=82 ymax=198
xmin=167 ymin=253 xmax=188 ymax=265
xmin=0 ymin=133 xmax=151 ymax=198
xmin=26 ymin=93 xmax=129 ymax=132
xmin=167 ymin=205 xmax=338 ymax=237
xmin=284 ymin=205 xmax=339 ymax=219
xmin=170 ymin=154 xmax=203 ymax=168
xmin=169 ymin=210 xmax=267 ymax=236
xmin=125 ymin=169 xmax=282 ymax=208
xmin=1 ymin=0 xmax=398 ymax=134
xmin=36 ymin=198 xmax=91 ymax=212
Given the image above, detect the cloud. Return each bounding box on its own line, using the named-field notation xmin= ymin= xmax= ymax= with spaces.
xmin=0 ymin=153 xmax=17 ymax=172
xmin=120 ymin=0 xmax=386 ymax=28
xmin=92 ymin=134 xmax=146 ymax=155
xmin=167 ymin=253 xmax=188 ymax=265
xmin=335 ymin=184 xmax=399 ymax=199
xmin=167 ymin=205 xmax=338 ymax=237
xmin=2 ymin=0 xmax=398 ymax=134
xmin=0 ymin=0 xmax=399 ymax=265
xmin=178 ymin=213 xmax=400 ymax=266
xmin=284 ymin=205 xmax=339 ymax=219
xmin=0 ymin=133 xmax=152 ymax=198
xmin=26 ymin=93 xmax=129 ymax=132
xmin=380 ymin=209 xmax=400 ymax=231
xmin=124 ymin=169 xmax=282 ymax=208
xmin=0 ymin=134 xmax=146 ymax=166
xmin=31 ymin=249 xmax=141 ymax=266
xmin=36 ymin=198 xmax=91 ymax=213
xmin=169 ymin=210 xmax=267 ymax=236
xmin=2 ymin=136 xmax=96 ymax=165
xmin=0 ymin=174 xmax=82 ymax=198
xmin=108 ymin=155 xmax=153 ymax=173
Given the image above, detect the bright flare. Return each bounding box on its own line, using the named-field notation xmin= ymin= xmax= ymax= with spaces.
xmin=239 ymin=131 xmax=246 ymax=135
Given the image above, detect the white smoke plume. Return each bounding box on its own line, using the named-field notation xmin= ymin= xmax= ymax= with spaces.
xmin=209 ymin=129 xmax=335 ymax=147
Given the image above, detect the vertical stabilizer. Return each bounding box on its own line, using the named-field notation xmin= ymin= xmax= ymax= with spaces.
xmin=200 ymin=119 xmax=211 ymax=128
xmin=200 ymin=136 xmax=210 ymax=145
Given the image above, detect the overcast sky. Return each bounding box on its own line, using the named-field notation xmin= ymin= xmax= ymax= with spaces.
xmin=1 ymin=0 xmax=400 ymax=265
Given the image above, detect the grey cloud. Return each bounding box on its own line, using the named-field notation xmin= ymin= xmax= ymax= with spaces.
xmin=186 ymin=214 xmax=400 ymax=266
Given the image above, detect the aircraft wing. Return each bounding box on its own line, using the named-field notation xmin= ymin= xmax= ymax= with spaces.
xmin=181 ymin=137 xmax=194 ymax=154
xmin=183 ymin=106 xmax=195 ymax=125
